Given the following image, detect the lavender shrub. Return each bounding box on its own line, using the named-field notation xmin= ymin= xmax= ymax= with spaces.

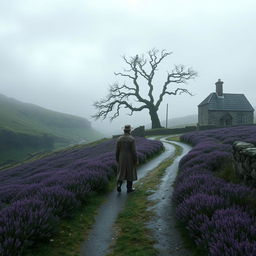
xmin=198 ymin=207 xmax=256 ymax=256
xmin=174 ymin=125 xmax=256 ymax=255
xmin=0 ymin=137 xmax=163 ymax=255
xmin=0 ymin=199 xmax=58 ymax=256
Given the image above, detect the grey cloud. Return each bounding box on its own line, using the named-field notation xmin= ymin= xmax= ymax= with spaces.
xmin=0 ymin=0 xmax=256 ymax=134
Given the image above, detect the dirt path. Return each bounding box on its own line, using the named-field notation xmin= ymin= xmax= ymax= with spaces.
xmin=147 ymin=140 xmax=192 ymax=256
xmin=80 ymin=140 xmax=176 ymax=256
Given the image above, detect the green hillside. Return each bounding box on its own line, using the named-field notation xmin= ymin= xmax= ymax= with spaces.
xmin=0 ymin=93 xmax=102 ymax=165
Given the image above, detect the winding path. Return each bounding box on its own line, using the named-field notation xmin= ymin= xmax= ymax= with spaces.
xmin=147 ymin=140 xmax=192 ymax=256
xmin=80 ymin=138 xmax=191 ymax=256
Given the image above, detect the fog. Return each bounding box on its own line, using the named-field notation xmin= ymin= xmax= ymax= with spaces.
xmin=1 ymin=0 xmax=256 ymax=135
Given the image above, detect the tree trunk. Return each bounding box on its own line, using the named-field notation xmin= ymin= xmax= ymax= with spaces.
xmin=149 ymin=107 xmax=162 ymax=129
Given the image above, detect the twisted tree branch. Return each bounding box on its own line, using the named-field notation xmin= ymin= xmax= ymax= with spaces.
xmin=156 ymin=65 xmax=197 ymax=108
xmin=92 ymin=48 xmax=197 ymax=126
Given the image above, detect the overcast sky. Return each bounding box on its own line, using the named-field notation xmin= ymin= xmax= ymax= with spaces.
xmin=1 ymin=0 xmax=256 ymax=135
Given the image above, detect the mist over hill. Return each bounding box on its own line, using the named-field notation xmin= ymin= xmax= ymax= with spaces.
xmin=162 ymin=110 xmax=256 ymax=128
xmin=0 ymin=93 xmax=102 ymax=165
xmin=165 ymin=107 xmax=256 ymax=128
xmin=144 ymin=114 xmax=197 ymax=129
xmin=164 ymin=114 xmax=198 ymax=128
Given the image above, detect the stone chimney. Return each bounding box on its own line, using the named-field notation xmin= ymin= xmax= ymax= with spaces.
xmin=215 ymin=79 xmax=223 ymax=96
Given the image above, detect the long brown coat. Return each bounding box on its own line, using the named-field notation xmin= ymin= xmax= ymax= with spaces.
xmin=115 ymin=134 xmax=138 ymax=181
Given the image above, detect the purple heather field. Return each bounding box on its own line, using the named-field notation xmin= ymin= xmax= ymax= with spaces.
xmin=174 ymin=125 xmax=256 ymax=256
xmin=0 ymin=137 xmax=163 ymax=256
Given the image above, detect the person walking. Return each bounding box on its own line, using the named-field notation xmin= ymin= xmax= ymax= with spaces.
xmin=115 ymin=125 xmax=138 ymax=193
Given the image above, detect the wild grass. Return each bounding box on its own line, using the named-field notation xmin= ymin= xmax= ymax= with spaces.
xmin=107 ymin=142 xmax=182 ymax=256
xmin=166 ymin=135 xmax=180 ymax=142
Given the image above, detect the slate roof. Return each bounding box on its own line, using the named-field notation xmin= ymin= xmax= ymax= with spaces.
xmin=198 ymin=93 xmax=254 ymax=112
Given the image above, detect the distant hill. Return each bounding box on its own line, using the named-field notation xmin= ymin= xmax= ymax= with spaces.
xmin=165 ymin=110 xmax=256 ymax=128
xmin=145 ymin=114 xmax=198 ymax=129
xmin=0 ymin=93 xmax=102 ymax=166
xmin=162 ymin=111 xmax=256 ymax=128
xmin=163 ymin=114 xmax=198 ymax=128
xmin=147 ymin=103 xmax=256 ymax=129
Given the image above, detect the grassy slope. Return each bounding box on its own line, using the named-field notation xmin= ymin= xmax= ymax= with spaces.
xmin=0 ymin=93 xmax=102 ymax=165
xmin=0 ymin=93 xmax=101 ymax=141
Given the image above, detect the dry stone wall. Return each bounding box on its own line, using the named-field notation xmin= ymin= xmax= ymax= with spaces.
xmin=233 ymin=141 xmax=256 ymax=181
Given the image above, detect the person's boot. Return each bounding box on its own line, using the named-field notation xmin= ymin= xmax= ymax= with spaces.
xmin=117 ymin=180 xmax=122 ymax=192
xmin=127 ymin=181 xmax=135 ymax=193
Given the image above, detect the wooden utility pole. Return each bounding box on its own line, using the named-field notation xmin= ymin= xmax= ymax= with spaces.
xmin=166 ymin=103 xmax=168 ymax=128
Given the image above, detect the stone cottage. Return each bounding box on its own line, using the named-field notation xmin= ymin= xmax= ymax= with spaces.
xmin=198 ymin=79 xmax=254 ymax=126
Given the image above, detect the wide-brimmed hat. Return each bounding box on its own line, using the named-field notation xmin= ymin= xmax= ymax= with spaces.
xmin=123 ymin=124 xmax=133 ymax=132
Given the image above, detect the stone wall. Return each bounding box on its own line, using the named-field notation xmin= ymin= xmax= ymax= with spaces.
xmin=131 ymin=126 xmax=145 ymax=137
xmin=209 ymin=111 xmax=254 ymax=126
xmin=233 ymin=141 xmax=256 ymax=182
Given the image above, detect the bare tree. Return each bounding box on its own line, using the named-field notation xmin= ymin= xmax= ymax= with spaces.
xmin=92 ymin=49 xmax=197 ymax=129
